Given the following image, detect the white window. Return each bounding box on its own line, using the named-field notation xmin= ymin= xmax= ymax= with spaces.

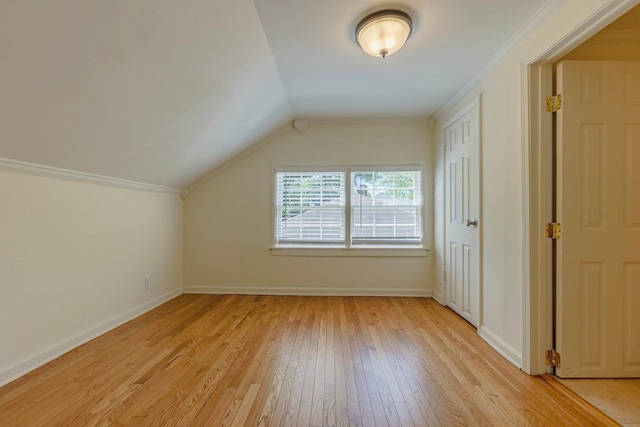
xmin=275 ymin=170 xmax=345 ymax=245
xmin=275 ymin=166 xmax=422 ymax=248
xmin=351 ymin=169 xmax=421 ymax=245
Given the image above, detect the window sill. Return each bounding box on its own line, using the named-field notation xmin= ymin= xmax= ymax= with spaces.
xmin=270 ymin=246 xmax=429 ymax=257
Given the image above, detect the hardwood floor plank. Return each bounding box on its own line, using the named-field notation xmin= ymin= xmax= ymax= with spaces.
xmin=323 ymin=297 xmax=337 ymax=427
xmin=191 ymin=387 xmax=236 ymax=426
xmin=255 ymin=319 xmax=298 ymax=426
xmin=281 ymin=318 xmax=311 ymax=425
xmin=331 ymin=299 xmax=350 ymax=427
xmin=354 ymin=300 xmax=390 ymax=426
xmin=0 ymin=295 xmax=620 ymax=427
xmin=229 ymin=383 xmax=261 ymax=427
xmin=310 ymin=304 xmax=327 ymax=426
xmin=271 ymin=317 xmax=305 ymax=426
xmin=372 ymin=314 xmax=430 ymax=426
xmin=297 ymin=298 xmax=321 ymax=426
xmin=250 ymin=296 xmax=305 ymax=425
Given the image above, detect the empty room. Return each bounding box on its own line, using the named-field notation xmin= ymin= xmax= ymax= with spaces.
xmin=1 ymin=0 xmax=639 ymax=425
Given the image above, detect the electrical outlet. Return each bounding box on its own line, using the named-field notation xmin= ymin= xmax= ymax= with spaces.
xmin=145 ymin=276 xmax=151 ymax=290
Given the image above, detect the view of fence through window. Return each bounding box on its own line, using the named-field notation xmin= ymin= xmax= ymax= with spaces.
xmin=275 ymin=169 xmax=422 ymax=246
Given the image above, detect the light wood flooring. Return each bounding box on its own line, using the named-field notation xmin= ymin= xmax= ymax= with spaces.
xmin=0 ymin=295 xmax=619 ymax=426
xmin=558 ymin=379 xmax=640 ymax=427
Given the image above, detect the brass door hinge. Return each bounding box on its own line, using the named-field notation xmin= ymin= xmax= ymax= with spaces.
xmin=546 ymin=94 xmax=562 ymax=112
xmin=546 ymin=222 xmax=561 ymax=240
xmin=545 ymin=349 xmax=561 ymax=367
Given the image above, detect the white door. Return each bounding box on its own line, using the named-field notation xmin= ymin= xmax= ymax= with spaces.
xmin=445 ymin=98 xmax=480 ymax=327
xmin=556 ymin=60 xmax=640 ymax=378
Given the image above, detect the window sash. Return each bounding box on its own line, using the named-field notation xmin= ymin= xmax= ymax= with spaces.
xmin=275 ymin=171 xmax=346 ymax=244
xmin=350 ymin=170 xmax=422 ymax=246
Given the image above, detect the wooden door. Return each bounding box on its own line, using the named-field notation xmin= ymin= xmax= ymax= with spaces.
xmin=556 ymin=60 xmax=640 ymax=378
xmin=445 ymin=98 xmax=480 ymax=327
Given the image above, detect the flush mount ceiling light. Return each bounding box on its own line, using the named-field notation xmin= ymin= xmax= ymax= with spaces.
xmin=355 ymin=9 xmax=412 ymax=59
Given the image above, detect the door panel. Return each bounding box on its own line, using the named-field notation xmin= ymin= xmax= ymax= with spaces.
xmin=445 ymin=99 xmax=480 ymax=327
xmin=448 ymin=241 xmax=459 ymax=312
xmin=579 ymin=262 xmax=605 ymax=369
xmin=462 ymin=244 xmax=471 ymax=318
xmin=624 ymin=264 xmax=640 ymax=366
xmin=625 ymin=126 xmax=640 ymax=227
xmin=556 ymin=60 xmax=640 ymax=378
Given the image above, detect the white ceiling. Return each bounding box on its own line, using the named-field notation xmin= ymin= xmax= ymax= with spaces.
xmin=0 ymin=0 xmax=549 ymax=188
xmin=255 ymin=0 xmax=548 ymax=119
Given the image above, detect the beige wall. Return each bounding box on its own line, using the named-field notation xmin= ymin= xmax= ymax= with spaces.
xmin=184 ymin=121 xmax=434 ymax=296
xmin=434 ymin=0 xmax=632 ymax=367
xmin=0 ymin=171 xmax=183 ymax=385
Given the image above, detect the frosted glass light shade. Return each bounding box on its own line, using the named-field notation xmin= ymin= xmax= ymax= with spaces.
xmin=355 ymin=10 xmax=412 ymax=58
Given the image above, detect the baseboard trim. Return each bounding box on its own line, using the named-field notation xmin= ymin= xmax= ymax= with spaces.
xmin=479 ymin=326 xmax=523 ymax=369
xmin=432 ymin=290 xmax=445 ymax=305
xmin=0 ymin=288 xmax=183 ymax=388
xmin=184 ymin=286 xmax=431 ymax=297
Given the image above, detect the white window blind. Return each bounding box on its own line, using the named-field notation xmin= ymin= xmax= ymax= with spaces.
xmin=351 ymin=170 xmax=421 ymax=245
xmin=275 ymin=171 xmax=345 ymax=244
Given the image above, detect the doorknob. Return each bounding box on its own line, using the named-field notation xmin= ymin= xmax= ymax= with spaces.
xmin=465 ymin=218 xmax=478 ymax=227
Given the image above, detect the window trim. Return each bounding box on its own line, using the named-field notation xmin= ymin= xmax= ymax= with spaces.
xmin=270 ymin=246 xmax=429 ymax=257
xmin=272 ymin=167 xmax=348 ymax=247
xmin=272 ymin=163 xmax=427 ymax=256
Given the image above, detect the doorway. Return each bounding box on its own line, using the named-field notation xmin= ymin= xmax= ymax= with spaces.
xmin=525 ymin=0 xmax=640 ymax=377
xmin=526 ymin=2 xmax=640 ymax=422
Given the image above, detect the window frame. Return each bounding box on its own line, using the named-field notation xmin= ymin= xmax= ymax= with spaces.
xmin=271 ymin=163 xmax=428 ymax=257
xmin=274 ymin=168 xmax=346 ymax=246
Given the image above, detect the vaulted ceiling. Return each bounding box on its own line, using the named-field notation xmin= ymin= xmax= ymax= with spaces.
xmin=0 ymin=0 xmax=549 ymax=188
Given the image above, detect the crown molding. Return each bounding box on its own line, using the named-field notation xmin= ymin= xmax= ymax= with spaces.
xmin=434 ymin=0 xmax=563 ymax=121
xmin=0 ymin=158 xmax=183 ymax=195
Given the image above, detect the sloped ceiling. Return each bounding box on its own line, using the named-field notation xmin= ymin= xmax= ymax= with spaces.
xmin=255 ymin=0 xmax=549 ymax=119
xmin=0 ymin=0 xmax=548 ymax=188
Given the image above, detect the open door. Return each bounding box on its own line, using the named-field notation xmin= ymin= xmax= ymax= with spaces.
xmin=444 ymin=97 xmax=480 ymax=328
xmin=555 ymin=60 xmax=640 ymax=378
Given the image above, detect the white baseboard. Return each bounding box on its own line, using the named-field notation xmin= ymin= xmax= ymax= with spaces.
xmin=432 ymin=290 xmax=445 ymax=305
xmin=479 ymin=326 xmax=523 ymax=369
xmin=0 ymin=288 xmax=183 ymax=388
xmin=184 ymin=285 xmax=432 ymax=297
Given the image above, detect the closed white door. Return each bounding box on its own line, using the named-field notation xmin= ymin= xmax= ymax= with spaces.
xmin=445 ymin=98 xmax=480 ymax=327
xmin=556 ymin=60 xmax=640 ymax=378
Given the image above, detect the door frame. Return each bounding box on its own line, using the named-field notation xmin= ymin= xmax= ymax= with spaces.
xmin=442 ymin=95 xmax=483 ymax=328
xmin=523 ymin=0 xmax=639 ymax=374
